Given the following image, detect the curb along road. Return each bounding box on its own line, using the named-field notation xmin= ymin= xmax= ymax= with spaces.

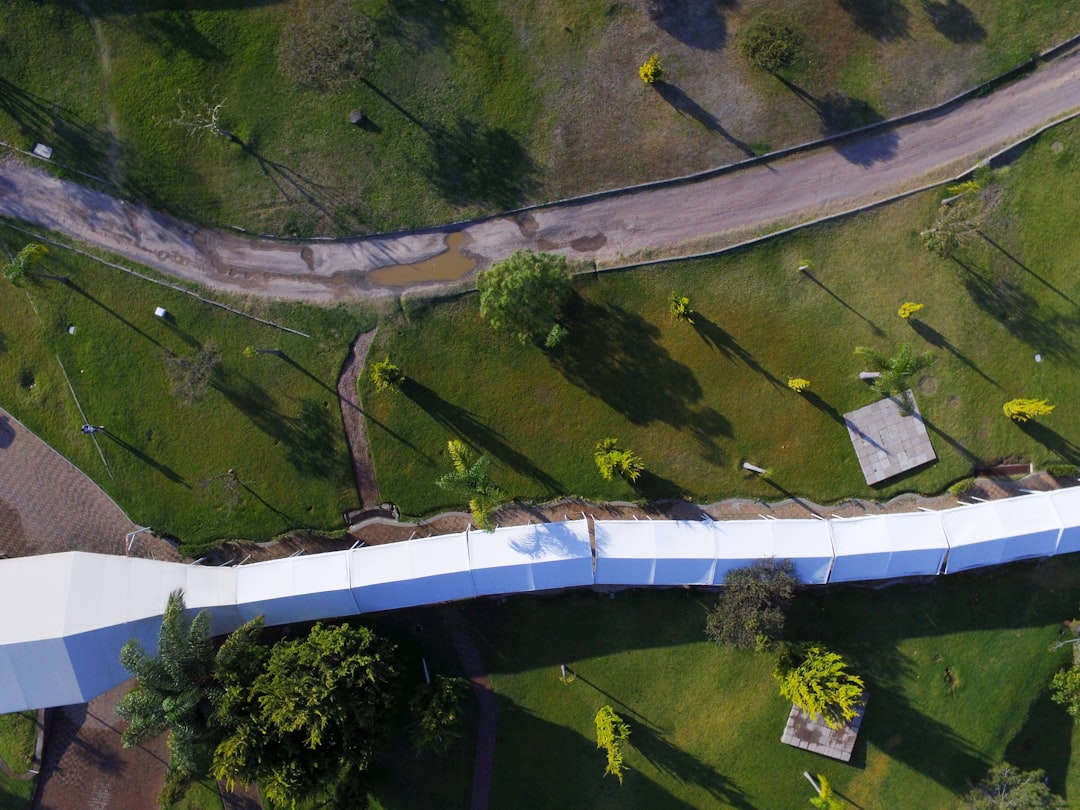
xmin=0 ymin=47 xmax=1079 ymax=301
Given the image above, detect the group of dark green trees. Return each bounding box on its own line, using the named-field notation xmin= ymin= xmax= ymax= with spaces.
xmin=117 ymin=591 xmax=466 ymax=808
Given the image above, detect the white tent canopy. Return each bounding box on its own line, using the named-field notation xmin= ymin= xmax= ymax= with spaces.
xmin=235 ymin=552 xmax=358 ymax=626
xmin=1046 ymin=487 xmax=1080 ymax=555
xmin=469 ymin=520 xmax=592 ymax=596
xmin=594 ymin=519 xmax=718 ymax=586
xmin=828 ymin=512 xmax=948 ymax=582
xmin=0 ymin=553 xmax=208 ymax=712
xmin=941 ymin=496 xmax=1063 ymax=573
xmin=712 ymin=519 xmax=834 ymax=585
xmin=349 ymin=531 xmax=476 ymax=612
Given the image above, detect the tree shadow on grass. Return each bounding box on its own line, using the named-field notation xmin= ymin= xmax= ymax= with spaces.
xmin=1018 ymin=421 xmax=1080 ymax=464
xmin=99 ymin=428 xmax=190 ymax=488
xmin=919 ymin=412 xmax=984 ymax=466
xmin=909 ymin=320 xmax=999 ymax=388
xmin=493 ymin=697 xmax=711 ymax=809
xmin=836 ymin=0 xmax=911 ymax=40
xmin=653 ymin=81 xmax=754 ymax=155
xmin=66 ymin=281 xmax=166 ymax=349
xmin=921 ymin=0 xmax=986 ymax=43
xmin=632 ymin=470 xmax=684 ymax=501
xmin=691 ymin=313 xmax=783 ymax=388
xmin=647 ymin=0 xmax=736 ymax=50
xmin=427 ymin=117 xmax=538 ymax=210
xmin=212 ymin=371 xmax=350 ymax=481
xmin=802 ymin=391 xmax=847 ymax=426
xmin=631 ymin=723 xmax=754 ymax=808
xmin=555 ymin=296 xmax=731 ymax=460
xmin=952 ymin=260 xmax=1080 ymax=364
xmin=383 ymin=0 xmax=474 ymax=53
xmin=976 ymin=230 xmax=1078 ymax=307
xmin=1003 ymin=685 xmax=1073 ymax=795
xmin=401 ymin=379 xmax=562 ymax=493
xmin=800 ymin=270 xmax=885 ymax=336
xmin=775 ymin=78 xmax=896 ymax=164
xmin=236 ymin=140 xmax=366 ymax=234
xmin=0 ymin=77 xmax=118 ymax=183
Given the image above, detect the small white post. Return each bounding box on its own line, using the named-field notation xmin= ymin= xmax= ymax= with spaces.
xmin=422 ymin=658 xmax=431 ymax=685
xmin=742 ymin=462 xmax=767 ymax=474
xmin=803 ymin=771 xmax=821 ymax=794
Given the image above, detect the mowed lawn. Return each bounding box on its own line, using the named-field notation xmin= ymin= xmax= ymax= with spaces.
xmin=363 ymin=119 xmax=1080 ymax=518
xmin=464 ymin=556 xmax=1080 ymax=808
xmin=0 ymin=228 xmax=371 ymax=550
xmin=0 ymin=0 xmax=1074 ymax=235
xmin=0 ymin=711 xmax=35 ymax=810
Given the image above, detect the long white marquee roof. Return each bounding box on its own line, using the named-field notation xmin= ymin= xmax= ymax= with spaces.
xmin=5 ymin=492 xmax=1080 ymax=712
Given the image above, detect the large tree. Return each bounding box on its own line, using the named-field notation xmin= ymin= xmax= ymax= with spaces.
xmin=706 ymin=559 xmax=798 ymax=651
xmin=962 ymin=763 xmax=1067 ymax=809
xmin=212 ymin=622 xmax=399 ymax=809
xmin=774 ymin=643 xmax=865 ymax=730
xmin=116 ymin=591 xmax=265 ymax=807
xmin=478 ymin=250 xmax=572 ymax=346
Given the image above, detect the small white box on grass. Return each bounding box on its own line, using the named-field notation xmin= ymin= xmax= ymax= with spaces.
xmin=154 ymin=307 xmax=167 ymax=318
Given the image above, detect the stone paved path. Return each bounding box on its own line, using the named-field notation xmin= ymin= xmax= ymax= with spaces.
xmin=33 ymin=681 xmax=170 ymax=810
xmin=0 ymin=406 xmax=134 ymax=558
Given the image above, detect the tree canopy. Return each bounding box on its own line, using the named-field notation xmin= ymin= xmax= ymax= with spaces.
xmin=774 ymin=643 xmax=865 ymax=729
xmin=436 ymin=439 xmax=505 ymax=530
xmin=116 ymin=590 xmax=265 ymax=806
xmin=739 ymin=14 xmax=803 ymax=73
xmin=478 ymin=250 xmax=572 ymax=346
xmin=1 ymin=242 xmax=47 ymax=282
xmin=962 ymin=763 xmax=1067 ymax=809
xmin=212 ymin=622 xmax=399 ymax=808
xmin=706 ymin=559 xmax=798 ymax=650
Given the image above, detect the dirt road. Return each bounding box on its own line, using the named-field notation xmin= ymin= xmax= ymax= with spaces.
xmin=1 ymin=48 xmax=1079 ymax=302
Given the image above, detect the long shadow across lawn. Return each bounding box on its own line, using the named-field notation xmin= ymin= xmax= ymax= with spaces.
xmin=491 ymin=696 xmax=740 ymax=809
xmin=692 ymin=314 xmax=784 ymax=388
xmin=403 ymin=379 xmax=562 ymax=493
xmin=1003 ymin=686 xmax=1073 ymax=796
xmin=909 ymin=320 xmax=999 ymax=387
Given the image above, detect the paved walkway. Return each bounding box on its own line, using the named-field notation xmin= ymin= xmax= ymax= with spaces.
xmin=0 ymin=407 xmax=136 ymax=558
xmin=0 ymin=46 xmax=1079 ymax=301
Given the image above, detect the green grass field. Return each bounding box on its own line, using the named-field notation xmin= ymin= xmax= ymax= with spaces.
xmin=363 ymin=118 xmax=1080 ymax=518
xmin=0 ymin=0 xmax=1074 ymax=235
xmin=0 ymin=711 xmax=35 ymax=810
xmin=0 ymin=230 xmax=373 ymax=550
xmin=461 ymin=557 xmax=1080 ymax=808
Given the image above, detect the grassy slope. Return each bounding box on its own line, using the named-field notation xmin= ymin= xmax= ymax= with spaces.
xmin=364 ymin=118 xmax=1080 ymax=516
xmin=0 ymin=0 xmax=1075 ymax=235
xmin=0 ymin=230 xmax=371 ymax=548
xmin=469 ymin=557 xmax=1080 ymax=808
xmin=0 ymin=711 xmax=34 ymax=810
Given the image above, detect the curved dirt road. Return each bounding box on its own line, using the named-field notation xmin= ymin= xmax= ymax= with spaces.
xmin=2 ymin=49 xmax=1080 ymax=301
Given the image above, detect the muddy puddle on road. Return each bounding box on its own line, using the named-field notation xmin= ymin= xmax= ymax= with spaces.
xmin=367 ymin=231 xmax=477 ymax=287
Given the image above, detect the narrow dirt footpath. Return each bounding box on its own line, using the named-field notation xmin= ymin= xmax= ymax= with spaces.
xmin=337 ymin=328 xmax=381 ymax=509
xmin=0 ymin=47 xmax=1079 ymax=301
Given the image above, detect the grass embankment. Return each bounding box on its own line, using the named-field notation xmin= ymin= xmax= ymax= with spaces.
xmin=0 ymin=0 xmax=1074 ymax=235
xmin=0 ymin=230 xmax=372 ymax=550
xmin=0 ymin=711 xmax=35 ymax=810
xmin=364 ymin=119 xmax=1080 ymax=516
xmin=467 ymin=557 xmax=1080 ymax=808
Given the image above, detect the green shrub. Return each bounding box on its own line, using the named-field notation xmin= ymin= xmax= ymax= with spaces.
xmin=740 ymin=14 xmax=803 ymax=73
xmin=948 ymin=478 xmax=975 ymax=495
xmin=1046 ymin=463 xmax=1078 ymax=478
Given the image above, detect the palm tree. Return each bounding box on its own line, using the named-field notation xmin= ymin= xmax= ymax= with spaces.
xmin=854 ymin=342 xmax=936 ymax=411
xmin=435 ymin=440 xmax=504 ymax=530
